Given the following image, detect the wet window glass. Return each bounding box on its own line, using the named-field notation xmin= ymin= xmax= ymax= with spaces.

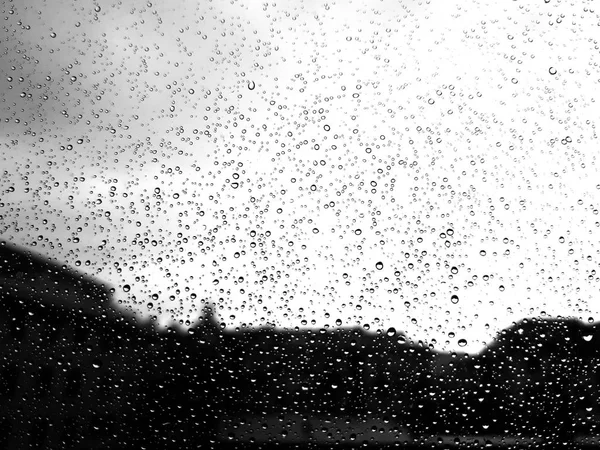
xmin=2 ymin=0 xmax=600 ymax=448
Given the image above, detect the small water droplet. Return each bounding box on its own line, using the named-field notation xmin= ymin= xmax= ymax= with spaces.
xmin=92 ymin=359 xmax=102 ymax=369
xmin=50 ymin=32 xmax=57 ymax=38
xmin=549 ymin=67 xmax=557 ymax=75
xmin=248 ymin=80 xmax=255 ymax=90
xmin=451 ymin=294 xmax=459 ymax=304
xmin=375 ymin=261 xmax=384 ymax=270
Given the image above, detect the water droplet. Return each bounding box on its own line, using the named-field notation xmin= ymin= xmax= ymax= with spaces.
xmin=549 ymin=67 xmax=557 ymax=75
xmin=92 ymin=359 xmax=102 ymax=369
xmin=123 ymin=284 xmax=131 ymax=292
xmin=451 ymin=266 xmax=458 ymax=274
xmin=583 ymin=334 xmax=593 ymax=342
xmin=148 ymin=302 xmax=154 ymax=309
xmin=387 ymin=327 xmax=396 ymax=337
xmin=248 ymin=81 xmax=255 ymax=90
xmin=451 ymin=294 xmax=459 ymax=304
xmin=458 ymin=339 xmax=467 ymax=347
xmin=355 ymin=229 xmax=362 ymax=235
xmin=375 ymin=262 xmax=384 ymax=270
xmin=480 ymin=250 xmax=486 ymax=256
xmin=50 ymin=32 xmax=57 ymax=38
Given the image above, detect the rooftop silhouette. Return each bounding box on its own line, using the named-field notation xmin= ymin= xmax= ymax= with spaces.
xmin=2 ymin=241 xmax=600 ymax=448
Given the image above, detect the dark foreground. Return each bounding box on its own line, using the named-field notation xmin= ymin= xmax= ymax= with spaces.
xmin=2 ymin=243 xmax=600 ymax=449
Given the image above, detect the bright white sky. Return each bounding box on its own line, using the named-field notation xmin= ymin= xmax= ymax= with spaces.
xmin=2 ymin=0 xmax=600 ymax=352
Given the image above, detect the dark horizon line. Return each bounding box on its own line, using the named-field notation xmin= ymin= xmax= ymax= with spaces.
xmin=3 ymin=239 xmax=598 ymax=357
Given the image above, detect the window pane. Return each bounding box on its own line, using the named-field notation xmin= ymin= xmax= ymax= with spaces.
xmin=2 ymin=0 xmax=600 ymax=447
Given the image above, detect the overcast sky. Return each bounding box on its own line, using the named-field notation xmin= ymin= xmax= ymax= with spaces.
xmin=2 ymin=0 xmax=600 ymax=352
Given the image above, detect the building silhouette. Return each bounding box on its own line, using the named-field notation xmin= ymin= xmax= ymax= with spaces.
xmin=3 ymin=241 xmax=600 ymax=448
xmin=0 ymin=242 xmax=217 ymax=448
